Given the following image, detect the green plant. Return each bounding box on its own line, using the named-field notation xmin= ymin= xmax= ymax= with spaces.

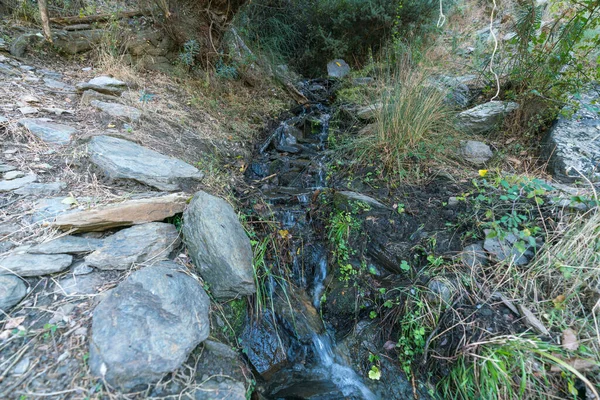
xmin=178 ymin=39 xmax=200 ymax=68
xmin=396 ymin=288 xmax=430 ymax=375
xmin=327 ymin=208 xmax=361 ymax=281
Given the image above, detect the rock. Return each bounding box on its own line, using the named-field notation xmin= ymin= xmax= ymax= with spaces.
xmin=19 ymin=118 xmax=77 ymax=145
xmin=193 ymin=340 xmax=248 ymax=400
xmin=0 ymin=275 xmax=27 ymax=311
xmin=0 ymin=174 xmax=37 ymax=192
xmin=0 ymin=241 xmax=16 ymax=253
xmin=3 ymin=170 xmax=24 ymax=180
xmin=10 ymin=33 xmax=44 ymax=57
xmin=333 ymin=191 xmax=387 ymax=211
xmin=427 ymin=277 xmax=456 ymax=305
xmin=90 ymin=100 xmax=141 ymax=121
xmin=327 ymin=59 xmax=350 ymax=79
xmin=53 ymin=193 xmax=188 ymax=232
xmin=18 ymin=106 xmax=38 ymax=115
xmin=0 ymin=62 xmax=19 ymax=76
xmin=352 ymin=77 xmax=375 ymax=86
xmin=447 ymin=197 xmax=459 ymax=207
xmin=32 ymin=197 xmax=72 ymax=223
xmin=0 ymin=116 xmax=8 ymax=124
xmin=43 ymin=77 xmax=76 ymax=92
xmin=356 ymin=103 xmax=383 ymax=121
xmin=459 ymin=140 xmax=493 ymax=165
xmin=29 ymin=235 xmax=103 ymax=254
xmin=55 ymin=272 xmax=107 ymax=296
xmin=0 ymin=164 xmax=16 ymax=173
xmin=85 ymin=223 xmax=179 ymax=270
xmin=430 ymin=75 xmax=472 ymax=108
xmin=76 ymin=76 xmax=127 ymax=95
xmin=483 ymin=230 xmax=534 ymax=266
xmin=240 ymin=310 xmax=288 ymax=379
xmin=0 ymin=253 xmax=73 ymax=277
xmin=183 ymin=191 xmax=255 ymax=300
xmin=52 ymin=29 xmax=103 ymax=54
xmin=90 ymin=262 xmax=210 ymax=392
xmin=87 ymin=136 xmax=204 ymax=191
xmin=194 ymin=381 xmax=246 ymax=400
xmin=542 ymin=90 xmax=600 ymax=183
xmin=14 ymin=181 xmax=66 ymax=196
xmin=461 ymin=243 xmax=488 ymax=268
xmin=12 ymin=357 xmax=30 ymax=375
xmin=81 ymin=89 xmax=120 ymax=105
xmin=456 ymin=101 xmax=519 ymax=134
xmin=272 ymin=123 xmax=302 ymax=153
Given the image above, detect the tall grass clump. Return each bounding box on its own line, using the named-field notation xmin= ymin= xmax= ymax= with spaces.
xmin=353 ymin=67 xmax=456 ymax=179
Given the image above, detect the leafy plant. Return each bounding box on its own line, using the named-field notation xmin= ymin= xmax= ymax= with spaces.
xmin=178 ymin=39 xmax=200 ymax=68
xmin=327 ymin=207 xmax=361 ymax=281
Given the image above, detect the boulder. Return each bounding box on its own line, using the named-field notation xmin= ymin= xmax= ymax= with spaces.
xmin=183 ymin=191 xmax=255 ymax=300
xmin=459 ymin=140 xmax=493 ymax=165
xmin=456 ymin=101 xmax=519 ymax=134
xmin=327 ymin=59 xmax=350 ymax=79
xmin=0 ymin=253 xmax=73 ymax=277
xmin=29 ymin=235 xmax=103 ymax=255
xmin=85 ymin=223 xmax=180 ymax=270
xmin=90 ymin=100 xmax=141 ymax=122
xmin=87 ymin=136 xmax=204 ymax=191
xmin=76 ymin=76 xmax=127 ymax=95
xmin=0 ymin=275 xmax=27 ymax=311
xmin=53 ymin=193 xmax=188 ymax=232
xmin=90 ymin=262 xmax=210 ymax=392
xmin=0 ymin=174 xmax=37 ymax=192
xmin=542 ymin=90 xmax=600 ymax=183
xmin=18 ymin=118 xmax=77 ymax=145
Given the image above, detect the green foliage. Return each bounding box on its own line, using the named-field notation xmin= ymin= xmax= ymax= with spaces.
xmin=396 ymin=288 xmax=429 ymax=375
xmin=328 ymin=207 xmax=361 ymax=282
xmin=178 ymin=39 xmax=200 ymax=68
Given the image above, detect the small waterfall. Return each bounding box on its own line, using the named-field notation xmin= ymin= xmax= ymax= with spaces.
xmin=312 ymin=255 xmax=327 ymax=308
xmin=312 ymin=334 xmax=377 ymax=400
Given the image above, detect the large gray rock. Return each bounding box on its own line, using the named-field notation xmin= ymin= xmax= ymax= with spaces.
xmin=0 ymin=253 xmax=73 ymax=277
xmin=459 ymin=140 xmax=493 ymax=166
xmin=542 ymin=91 xmax=600 ymax=183
xmin=76 ymin=76 xmax=127 ymax=95
xmin=0 ymin=174 xmax=37 ymax=192
xmin=29 ymin=235 xmax=103 ymax=255
xmin=87 ymin=136 xmax=204 ymax=191
xmin=89 ymin=262 xmax=210 ymax=392
xmin=86 ymin=223 xmax=180 ymax=270
xmin=183 ymin=191 xmax=255 ymax=300
xmin=0 ymin=275 xmax=27 ymax=311
xmin=457 ymin=101 xmax=519 ymax=134
xmin=18 ymin=118 xmax=77 ymax=145
xmin=90 ymin=100 xmax=141 ymax=121
xmin=327 ymin=59 xmax=350 ymax=79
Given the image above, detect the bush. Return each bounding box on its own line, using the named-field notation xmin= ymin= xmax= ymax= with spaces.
xmin=236 ymin=0 xmax=440 ymax=76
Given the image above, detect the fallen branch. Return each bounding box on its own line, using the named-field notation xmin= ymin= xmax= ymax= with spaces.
xmin=49 ymin=10 xmax=144 ymax=25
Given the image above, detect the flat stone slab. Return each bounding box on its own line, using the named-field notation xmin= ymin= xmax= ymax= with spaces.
xmin=14 ymin=181 xmax=66 ymax=196
xmin=53 ymin=193 xmax=189 ymax=232
xmin=31 ymin=197 xmax=73 ymax=223
xmin=0 ymin=174 xmax=37 ymax=192
xmin=56 ymin=272 xmax=107 ymax=296
xmin=4 ymin=171 xmax=24 ymax=180
xmin=542 ymin=91 xmax=600 ymax=183
xmin=29 ymin=235 xmax=103 ymax=255
xmin=0 ymin=275 xmax=27 ymax=311
xmin=43 ymin=77 xmax=76 ymax=91
xmin=76 ymin=76 xmax=127 ymax=95
xmin=19 ymin=118 xmax=77 ymax=145
xmin=87 ymin=136 xmax=203 ymax=191
xmin=0 ymin=164 xmax=17 ymax=173
xmin=456 ymin=101 xmax=519 ymax=134
xmin=90 ymin=100 xmax=141 ymax=122
xmin=90 ymin=262 xmax=210 ymax=392
xmin=0 ymin=253 xmax=73 ymax=277
xmin=85 ymin=222 xmax=180 ymax=270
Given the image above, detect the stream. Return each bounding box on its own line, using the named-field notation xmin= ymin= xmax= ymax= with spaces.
xmin=242 ymin=80 xmax=384 ymax=399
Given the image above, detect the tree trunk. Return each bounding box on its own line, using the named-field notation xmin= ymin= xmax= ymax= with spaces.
xmin=38 ymin=0 xmax=52 ymax=43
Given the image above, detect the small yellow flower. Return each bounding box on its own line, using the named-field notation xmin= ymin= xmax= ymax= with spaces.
xmin=478 ymin=169 xmax=488 ymax=177
xmin=335 ymin=62 xmax=341 ymax=67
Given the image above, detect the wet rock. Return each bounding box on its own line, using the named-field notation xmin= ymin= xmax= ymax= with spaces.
xmin=43 ymin=77 xmax=76 ymax=92
xmin=14 ymin=181 xmax=66 ymax=196
xmin=87 ymin=136 xmax=204 ymax=191
xmin=53 ymin=193 xmax=188 ymax=232
xmin=461 ymin=243 xmax=488 ymax=268
xmin=0 ymin=174 xmax=37 ymax=192
xmin=0 ymin=253 xmax=72 ymax=277
xmin=91 ymin=100 xmax=141 ymax=121
xmin=183 ymin=191 xmax=255 ymax=300
xmin=31 ymin=197 xmax=72 ymax=223
xmin=90 ymin=262 xmax=210 ymax=392
xmin=18 ymin=118 xmax=77 ymax=145
xmin=456 ymin=101 xmax=519 ymax=134
xmin=29 ymin=235 xmax=103 ymax=255
xmin=459 ymin=140 xmax=493 ymax=166
xmin=240 ymin=310 xmax=288 ymax=379
xmin=0 ymin=275 xmax=27 ymax=311
xmin=85 ymin=223 xmax=179 ymax=270
xmin=327 ymin=59 xmax=350 ymax=79
xmin=333 ymin=191 xmax=387 ymax=211
xmin=76 ymin=76 xmax=127 ymax=95
xmin=542 ymin=90 xmax=600 ymax=183
xmin=483 ymin=230 xmax=534 ymax=266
